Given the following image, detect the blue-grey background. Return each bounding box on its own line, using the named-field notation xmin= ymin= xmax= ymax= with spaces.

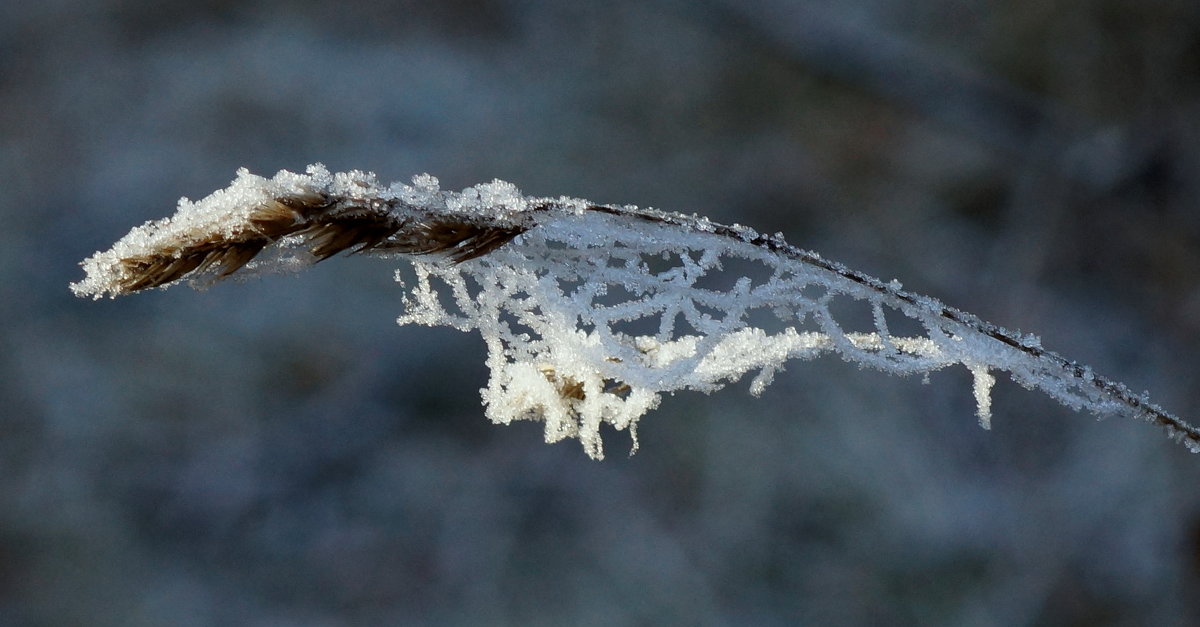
xmin=5 ymin=1 xmax=1200 ymax=624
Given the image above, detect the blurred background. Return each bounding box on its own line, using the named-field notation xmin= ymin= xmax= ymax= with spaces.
xmin=4 ymin=0 xmax=1200 ymax=624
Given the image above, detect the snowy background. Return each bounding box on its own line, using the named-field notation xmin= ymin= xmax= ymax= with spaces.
xmin=6 ymin=0 xmax=1200 ymax=624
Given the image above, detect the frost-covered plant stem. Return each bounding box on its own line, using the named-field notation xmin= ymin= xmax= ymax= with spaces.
xmin=73 ymin=165 xmax=1200 ymax=459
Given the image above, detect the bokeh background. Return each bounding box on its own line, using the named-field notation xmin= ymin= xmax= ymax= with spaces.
xmin=5 ymin=0 xmax=1200 ymax=624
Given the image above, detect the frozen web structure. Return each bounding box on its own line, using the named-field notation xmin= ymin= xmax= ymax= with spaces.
xmin=73 ymin=165 xmax=1200 ymax=459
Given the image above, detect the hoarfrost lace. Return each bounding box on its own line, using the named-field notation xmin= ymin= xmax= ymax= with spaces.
xmin=72 ymin=165 xmax=1200 ymax=459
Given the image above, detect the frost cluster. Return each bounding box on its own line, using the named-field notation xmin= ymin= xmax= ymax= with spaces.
xmin=397 ymin=203 xmax=1046 ymax=458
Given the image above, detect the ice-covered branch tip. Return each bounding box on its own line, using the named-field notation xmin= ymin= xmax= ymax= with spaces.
xmin=73 ymin=164 xmax=1200 ymax=459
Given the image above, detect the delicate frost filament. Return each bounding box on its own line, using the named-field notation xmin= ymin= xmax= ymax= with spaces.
xmin=72 ymin=165 xmax=1200 ymax=459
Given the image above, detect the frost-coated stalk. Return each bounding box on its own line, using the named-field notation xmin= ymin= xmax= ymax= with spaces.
xmin=72 ymin=165 xmax=1200 ymax=459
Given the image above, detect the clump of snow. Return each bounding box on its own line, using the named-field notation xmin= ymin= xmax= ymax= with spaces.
xmin=969 ymin=365 xmax=996 ymax=429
